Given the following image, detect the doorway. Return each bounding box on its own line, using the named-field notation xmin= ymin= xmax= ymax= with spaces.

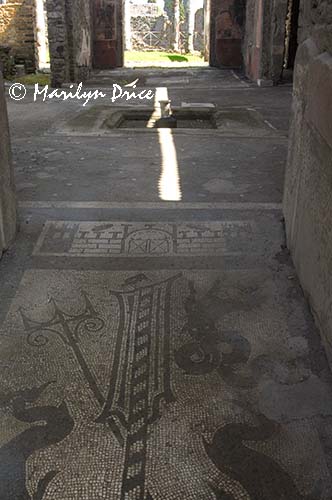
xmin=92 ymin=0 xmax=246 ymax=70
xmin=93 ymin=0 xmax=124 ymax=68
xmin=283 ymin=0 xmax=300 ymax=71
xmin=35 ymin=0 xmax=50 ymax=70
xmin=123 ymin=0 xmax=207 ymax=68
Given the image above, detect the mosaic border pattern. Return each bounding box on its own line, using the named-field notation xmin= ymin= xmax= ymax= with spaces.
xmin=33 ymin=220 xmax=256 ymax=258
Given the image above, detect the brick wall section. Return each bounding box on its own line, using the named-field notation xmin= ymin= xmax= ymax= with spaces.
xmin=0 ymin=0 xmax=36 ymax=72
xmin=47 ymin=0 xmax=91 ymax=86
xmin=283 ymin=0 xmax=332 ymax=366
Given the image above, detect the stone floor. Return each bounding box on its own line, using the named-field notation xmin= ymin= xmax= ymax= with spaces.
xmin=1 ymin=67 xmax=332 ymax=499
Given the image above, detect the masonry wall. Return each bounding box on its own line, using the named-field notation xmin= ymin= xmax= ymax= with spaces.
xmin=243 ymin=0 xmax=262 ymax=80
xmin=244 ymin=0 xmax=288 ymax=83
xmin=0 ymin=71 xmax=17 ymax=257
xmin=283 ymin=0 xmax=332 ymax=364
xmin=0 ymin=0 xmax=36 ymax=72
xmin=47 ymin=0 xmax=92 ymax=86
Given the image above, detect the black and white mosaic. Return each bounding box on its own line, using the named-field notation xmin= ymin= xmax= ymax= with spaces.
xmin=33 ymin=221 xmax=255 ymax=257
xmin=0 ymin=269 xmax=331 ymax=499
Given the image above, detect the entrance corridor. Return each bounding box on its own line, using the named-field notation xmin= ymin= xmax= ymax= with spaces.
xmin=1 ymin=68 xmax=332 ymax=499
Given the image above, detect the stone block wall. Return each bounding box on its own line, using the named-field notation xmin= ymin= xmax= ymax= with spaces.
xmin=47 ymin=0 xmax=92 ymax=86
xmin=283 ymin=0 xmax=332 ymax=365
xmin=0 ymin=0 xmax=36 ymax=73
xmin=0 ymin=71 xmax=17 ymax=258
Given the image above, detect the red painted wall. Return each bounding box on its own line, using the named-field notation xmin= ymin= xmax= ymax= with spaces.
xmin=211 ymin=0 xmax=245 ymax=67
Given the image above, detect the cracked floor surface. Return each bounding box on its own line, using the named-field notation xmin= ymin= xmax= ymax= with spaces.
xmin=1 ymin=67 xmax=332 ymax=499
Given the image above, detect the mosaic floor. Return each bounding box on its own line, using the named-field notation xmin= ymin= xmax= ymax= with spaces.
xmin=2 ymin=68 xmax=332 ymax=499
xmin=1 ymin=261 xmax=332 ymax=499
xmin=33 ymin=220 xmax=255 ymax=257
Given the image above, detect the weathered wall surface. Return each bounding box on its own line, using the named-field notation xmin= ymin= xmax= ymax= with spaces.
xmin=244 ymin=0 xmax=288 ymax=83
xmin=297 ymin=0 xmax=332 ymax=50
xmin=47 ymin=0 xmax=92 ymax=86
xmin=194 ymin=8 xmax=204 ymax=52
xmin=130 ymin=13 xmax=172 ymax=51
xmin=46 ymin=0 xmax=69 ymax=86
xmin=69 ymin=0 xmax=92 ymax=81
xmin=92 ymin=0 xmax=123 ymax=69
xmin=243 ymin=0 xmax=263 ymax=80
xmin=0 ymin=72 xmax=16 ymax=257
xmin=0 ymin=0 xmax=36 ymax=72
xmin=0 ymin=45 xmax=15 ymax=77
xmin=210 ymin=0 xmax=245 ymax=67
xmin=283 ymin=1 xmax=332 ymax=364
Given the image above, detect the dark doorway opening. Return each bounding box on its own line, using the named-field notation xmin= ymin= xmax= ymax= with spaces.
xmin=284 ymin=0 xmax=300 ymax=70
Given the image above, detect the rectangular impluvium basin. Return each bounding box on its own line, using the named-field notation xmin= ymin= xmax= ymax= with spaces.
xmin=60 ymin=104 xmax=280 ymax=137
xmin=104 ymin=108 xmax=217 ymax=129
